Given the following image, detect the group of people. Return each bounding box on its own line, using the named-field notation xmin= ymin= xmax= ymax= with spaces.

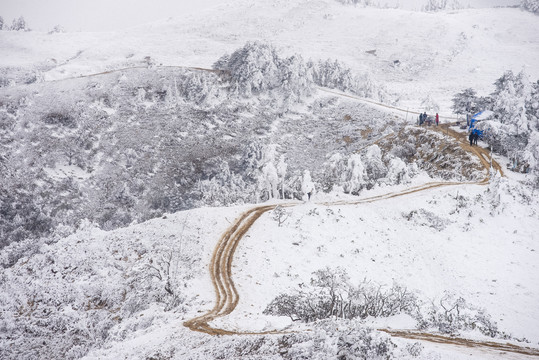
xmin=418 ymin=112 xmax=440 ymax=126
xmin=469 ymin=130 xmax=480 ymax=146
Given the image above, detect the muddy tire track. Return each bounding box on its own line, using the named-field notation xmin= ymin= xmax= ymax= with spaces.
xmin=379 ymin=329 xmax=539 ymax=357
xmin=184 ymin=204 xmax=285 ymax=335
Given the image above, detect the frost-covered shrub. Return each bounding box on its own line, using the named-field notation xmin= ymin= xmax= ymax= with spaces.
xmin=43 ymin=111 xmax=76 ymax=127
xmin=418 ymin=293 xmax=502 ymax=337
xmin=403 ymin=208 xmax=449 ymax=231
xmin=201 ymin=320 xmax=396 ymax=360
xmin=264 ymin=267 xmax=420 ymax=322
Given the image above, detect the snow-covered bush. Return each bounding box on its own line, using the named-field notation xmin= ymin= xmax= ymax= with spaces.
xmin=264 ymin=267 xmax=420 ymax=322
xmin=266 ymin=269 xmax=506 ymax=340
xmin=200 ymin=319 xmax=397 ymax=359
xmin=418 ymin=293 xmax=502 ymax=337
xmin=403 ymin=208 xmax=449 ymax=231
xmin=521 ymin=0 xmax=539 ymax=14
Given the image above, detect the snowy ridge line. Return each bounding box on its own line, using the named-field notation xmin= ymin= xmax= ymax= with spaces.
xmin=62 ymin=65 xmax=220 ymax=81
xmin=0 ymin=65 xmax=219 ymax=90
xmin=318 ymin=87 xmax=458 ymax=121
xmin=378 ymin=329 xmax=539 ymax=357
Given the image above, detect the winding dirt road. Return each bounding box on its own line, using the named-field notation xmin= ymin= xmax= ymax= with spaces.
xmin=181 ymin=88 xmax=539 ymax=357
xmin=6 ymin=63 xmax=534 ymax=355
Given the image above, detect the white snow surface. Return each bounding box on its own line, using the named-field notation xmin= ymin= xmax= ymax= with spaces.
xmin=2 ymin=1 xmax=539 ymax=359
xmin=1 ymin=0 xmax=538 ymax=113
xmin=71 ymin=176 xmax=538 ymax=359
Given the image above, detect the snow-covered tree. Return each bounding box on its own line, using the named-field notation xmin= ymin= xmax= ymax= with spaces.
xmin=301 ymin=170 xmax=315 ymax=199
xmin=10 ymin=16 xmax=28 ymax=31
xmin=424 ymin=0 xmax=448 ymax=11
xmin=521 ymin=0 xmax=539 ymax=14
xmin=343 ymin=154 xmax=367 ymax=195
xmin=386 ymin=157 xmax=410 ymax=185
xmin=218 ymin=41 xmax=283 ymax=96
xmin=452 ymin=88 xmax=479 ymax=115
xmin=478 ymin=70 xmax=539 ymax=173
xmin=0 ymin=16 xmax=4 ymax=30
xmin=216 ymin=41 xmax=315 ymax=101
xmin=363 ymin=145 xmax=387 ymax=182
xmin=312 ymin=59 xmax=356 ymax=93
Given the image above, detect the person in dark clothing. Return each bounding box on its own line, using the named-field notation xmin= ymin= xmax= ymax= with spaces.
xmin=469 ymin=131 xmax=474 ymax=146
xmin=473 ymin=131 xmax=479 ymax=145
xmin=435 ymin=113 xmax=439 ymax=126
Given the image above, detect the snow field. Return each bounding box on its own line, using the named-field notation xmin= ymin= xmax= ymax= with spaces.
xmin=2 ymin=1 xmax=538 ymax=115
xmin=228 ymin=181 xmax=539 ymax=341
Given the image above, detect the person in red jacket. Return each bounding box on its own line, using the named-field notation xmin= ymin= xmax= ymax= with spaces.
xmin=435 ymin=113 xmax=439 ymax=126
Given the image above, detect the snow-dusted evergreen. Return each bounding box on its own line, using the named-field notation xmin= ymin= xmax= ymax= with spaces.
xmin=473 ymin=70 xmax=539 ymax=174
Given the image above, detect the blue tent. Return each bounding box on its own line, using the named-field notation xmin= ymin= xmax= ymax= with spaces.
xmin=469 ymin=110 xmax=493 ymax=139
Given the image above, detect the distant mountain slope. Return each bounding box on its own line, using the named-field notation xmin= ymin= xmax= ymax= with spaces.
xmin=1 ymin=0 xmax=537 ymax=111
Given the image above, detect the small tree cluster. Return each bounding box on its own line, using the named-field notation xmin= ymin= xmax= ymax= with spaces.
xmin=214 ymin=41 xmax=314 ymax=101
xmin=322 ymin=144 xmax=412 ymax=194
xmin=476 ymin=71 xmax=539 ymax=174
xmin=7 ymin=16 xmax=29 ymax=31
xmin=214 ymin=41 xmax=393 ymax=104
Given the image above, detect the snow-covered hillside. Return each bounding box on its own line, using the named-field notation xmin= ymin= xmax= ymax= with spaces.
xmin=2 ymin=173 xmax=538 ymax=359
xmin=1 ymin=0 xmax=537 ymax=112
xmin=1 ymin=0 xmax=539 ymax=359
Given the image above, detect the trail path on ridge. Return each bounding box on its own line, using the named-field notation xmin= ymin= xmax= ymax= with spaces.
xmin=39 ymin=65 xmax=529 ymax=355
xmin=2 ymin=61 xmax=533 ymax=356
xmin=182 ymin=90 xmax=539 ymax=357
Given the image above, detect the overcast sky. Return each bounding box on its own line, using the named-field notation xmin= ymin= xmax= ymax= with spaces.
xmin=1 ymin=0 xmax=521 ymax=32
xmin=0 ymin=0 xmax=222 ymax=32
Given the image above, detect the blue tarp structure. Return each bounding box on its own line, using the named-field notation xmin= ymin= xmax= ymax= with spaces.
xmin=469 ymin=110 xmax=493 ymax=139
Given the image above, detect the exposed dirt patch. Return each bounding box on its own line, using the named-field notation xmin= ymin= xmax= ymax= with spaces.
xmin=379 ymin=329 xmax=539 ymax=357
